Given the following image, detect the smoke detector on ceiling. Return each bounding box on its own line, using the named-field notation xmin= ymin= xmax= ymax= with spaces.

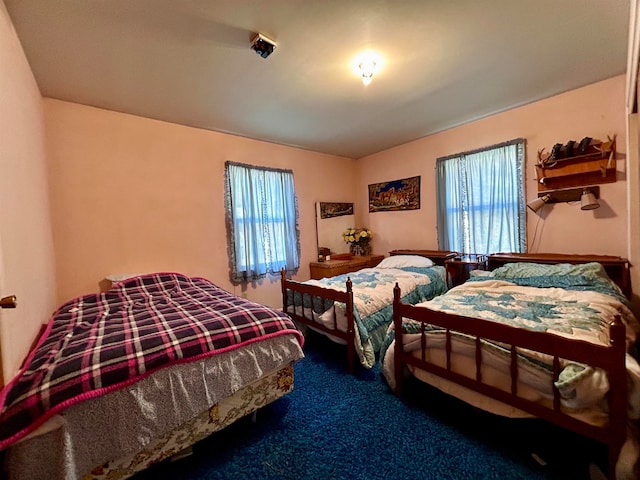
xmin=251 ymin=33 xmax=277 ymax=59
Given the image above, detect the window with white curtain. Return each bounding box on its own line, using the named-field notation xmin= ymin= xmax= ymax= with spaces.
xmin=436 ymin=139 xmax=526 ymax=255
xmin=224 ymin=162 xmax=300 ymax=282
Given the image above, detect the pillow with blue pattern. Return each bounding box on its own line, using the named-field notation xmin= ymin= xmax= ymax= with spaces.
xmin=490 ymin=262 xmax=609 ymax=282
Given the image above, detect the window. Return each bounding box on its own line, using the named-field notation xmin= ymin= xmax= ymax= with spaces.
xmin=436 ymin=139 xmax=526 ymax=255
xmin=224 ymin=162 xmax=300 ymax=282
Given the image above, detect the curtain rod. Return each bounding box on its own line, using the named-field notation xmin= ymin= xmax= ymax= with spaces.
xmin=436 ymin=138 xmax=525 ymax=163
xmin=225 ymin=160 xmax=294 ymax=175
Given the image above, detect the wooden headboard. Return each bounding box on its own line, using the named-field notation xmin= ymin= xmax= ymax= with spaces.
xmin=488 ymin=252 xmax=631 ymax=299
xmin=389 ymin=249 xmax=458 ymax=267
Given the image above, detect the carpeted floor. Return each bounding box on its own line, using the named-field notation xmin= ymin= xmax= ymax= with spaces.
xmin=133 ymin=333 xmax=607 ymax=479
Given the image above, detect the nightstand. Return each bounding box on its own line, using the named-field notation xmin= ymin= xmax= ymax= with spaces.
xmin=309 ymin=254 xmax=385 ymax=280
xmin=445 ymin=254 xmax=488 ymax=288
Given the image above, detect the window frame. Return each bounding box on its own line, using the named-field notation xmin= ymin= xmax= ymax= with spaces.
xmin=435 ymin=138 xmax=526 ymax=255
xmin=224 ymin=161 xmax=300 ymax=282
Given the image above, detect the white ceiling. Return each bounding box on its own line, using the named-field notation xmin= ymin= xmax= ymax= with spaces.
xmin=4 ymin=0 xmax=631 ymax=159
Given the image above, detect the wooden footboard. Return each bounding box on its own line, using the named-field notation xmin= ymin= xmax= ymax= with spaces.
xmin=281 ymin=270 xmax=357 ymax=372
xmin=280 ymin=250 xmax=457 ymax=373
xmin=392 ymin=284 xmax=628 ymax=479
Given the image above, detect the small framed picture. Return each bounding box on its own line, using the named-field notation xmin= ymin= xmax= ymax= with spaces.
xmin=319 ymin=202 xmax=354 ymax=219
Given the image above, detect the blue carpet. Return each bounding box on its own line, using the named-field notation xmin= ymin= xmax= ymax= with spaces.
xmin=133 ymin=334 xmax=605 ymax=479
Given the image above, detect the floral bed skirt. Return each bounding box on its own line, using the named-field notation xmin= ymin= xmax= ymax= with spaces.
xmin=85 ymin=365 xmax=294 ymax=480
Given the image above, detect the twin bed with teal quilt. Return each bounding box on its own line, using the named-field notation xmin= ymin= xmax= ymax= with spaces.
xmin=281 ymin=250 xmax=455 ymax=372
xmin=383 ymin=253 xmax=640 ymax=480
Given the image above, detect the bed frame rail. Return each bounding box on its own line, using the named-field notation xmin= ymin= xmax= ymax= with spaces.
xmin=392 ymin=284 xmax=628 ymax=479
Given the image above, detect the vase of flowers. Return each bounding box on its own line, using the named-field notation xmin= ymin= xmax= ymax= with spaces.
xmin=342 ymin=228 xmax=373 ymax=256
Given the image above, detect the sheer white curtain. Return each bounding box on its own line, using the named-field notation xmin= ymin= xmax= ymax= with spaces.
xmin=436 ymin=139 xmax=526 ymax=255
xmin=225 ymin=162 xmax=300 ymax=282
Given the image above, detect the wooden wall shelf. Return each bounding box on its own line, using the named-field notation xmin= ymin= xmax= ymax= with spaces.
xmin=535 ymin=135 xmax=616 ymax=192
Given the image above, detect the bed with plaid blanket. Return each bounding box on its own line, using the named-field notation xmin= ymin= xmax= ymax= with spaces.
xmin=0 ymin=272 xmax=303 ymax=451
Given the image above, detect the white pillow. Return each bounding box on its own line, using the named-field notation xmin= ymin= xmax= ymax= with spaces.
xmin=377 ymin=255 xmax=434 ymax=269
xmin=105 ymin=273 xmax=147 ymax=282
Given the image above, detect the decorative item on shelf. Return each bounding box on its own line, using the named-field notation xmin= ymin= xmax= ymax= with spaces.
xmin=538 ymin=136 xmax=600 ymax=168
xmin=594 ymin=135 xmax=616 ymax=158
xmin=564 ymin=140 xmax=576 ymax=157
xmin=578 ymin=136 xmax=592 ymax=155
xmin=317 ymin=247 xmax=331 ymax=262
xmin=537 ymin=135 xmax=615 ymax=168
xmin=342 ymin=228 xmax=373 ymax=256
xmin=535 ymin=135 xmax=616 ymax=192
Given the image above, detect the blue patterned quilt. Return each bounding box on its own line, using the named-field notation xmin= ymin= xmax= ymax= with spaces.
xmin=381 ymin=265 xmax=640 ymax=406
xmin=290 ymin=266 xmax=447 ymax=368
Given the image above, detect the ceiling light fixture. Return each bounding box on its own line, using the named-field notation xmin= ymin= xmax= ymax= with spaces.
xmin=353 ymin=51 xmax=382 ymax=86
xmin=359 ymin=59 xmax=376 ymax=86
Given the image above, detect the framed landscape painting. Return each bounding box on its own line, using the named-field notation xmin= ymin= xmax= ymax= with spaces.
xmin=319 ymin=202 xmax=354 ymax=219
xmin=368 ymin=176 xmax=420 ymax=212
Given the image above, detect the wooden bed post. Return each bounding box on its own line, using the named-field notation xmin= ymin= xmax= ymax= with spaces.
xmin=393 ymin=282 xmax=404 ymax=396
xmin=280 ymin=269 xmax=288 ymax=313
xmin=390 ymin=253 xmax=635 ymax=479
xmin=607 ymin=315 xmax=627 ymax=480
xmin=345 ymin=277 xmax=355 ymax=374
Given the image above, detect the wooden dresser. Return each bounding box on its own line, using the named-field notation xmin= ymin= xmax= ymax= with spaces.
xmin=309 ymin=254 xmax=385 ymax=280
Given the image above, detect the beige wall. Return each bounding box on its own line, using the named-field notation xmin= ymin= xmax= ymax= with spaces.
xmin=0 ymin=2 xmax=57 ymax=384
xmin=357 ymin=76 xmax=628 ymax=259
xmin=44 ymin=99 xmax=356 ymax=307
xmin=45 ymin=76 xmax=630 ymax=312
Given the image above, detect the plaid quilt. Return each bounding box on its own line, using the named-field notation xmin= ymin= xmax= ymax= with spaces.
xmin=0 ymin=273 xmax=303 ymax=450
